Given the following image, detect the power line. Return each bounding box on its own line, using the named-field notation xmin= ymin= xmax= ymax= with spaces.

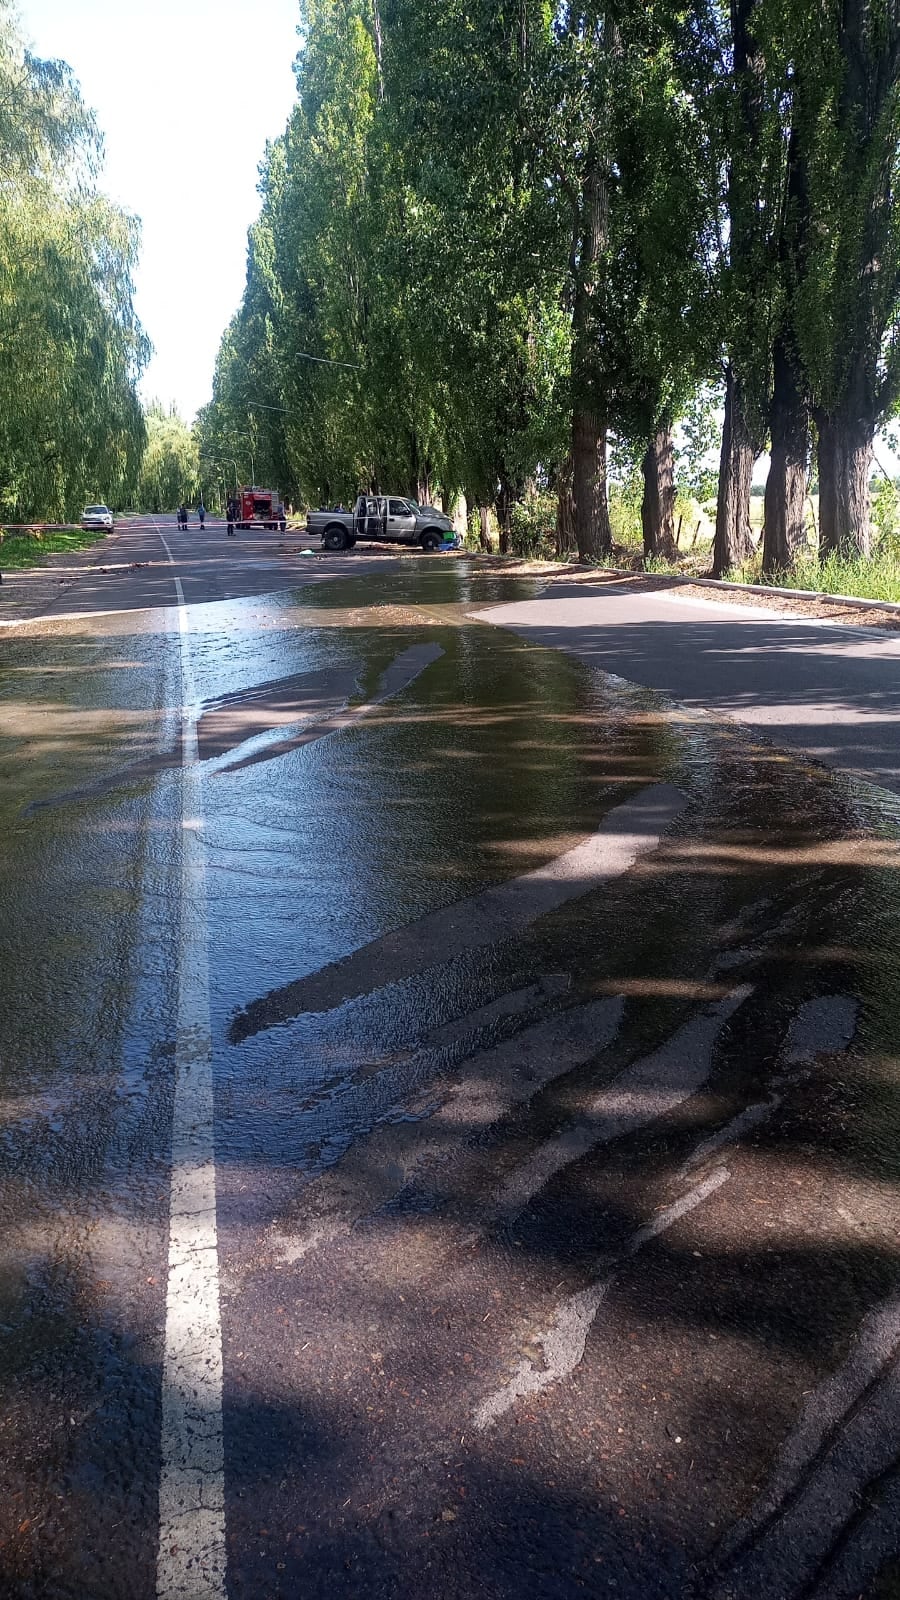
xmin=238 ymin=350 xmax=362 ymax=415
xmin=241 ymin=348 xmax=362 ymax=416
xmin=294 ymin=349 xmax=361 ymax=370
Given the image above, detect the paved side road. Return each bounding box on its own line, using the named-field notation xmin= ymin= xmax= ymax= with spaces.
xmin=480 ymin=579 xmax=900 ymax=796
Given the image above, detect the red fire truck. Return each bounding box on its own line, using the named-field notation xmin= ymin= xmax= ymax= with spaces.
xmin=226 ymin=488 xmax=287 ymax=534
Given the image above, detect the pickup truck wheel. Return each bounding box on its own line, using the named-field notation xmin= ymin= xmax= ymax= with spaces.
xmin=420 ymin=529 xmax=443 ymax=552
xmin=323 ymin=524 xmax=350 ymax=552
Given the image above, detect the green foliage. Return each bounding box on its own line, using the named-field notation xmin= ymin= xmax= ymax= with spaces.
xmin=608 ymin=469 xmax=643 ymax=549
xmin=201 ymin=0 xmax=721 ymax=536
xmin=676 ymin=385 xmax=722 ymax=503
xmin=199 ymin=0 xmax=572 ymax=518
xmin=872 ymin=476 xmax=900 ymax=551
xmin=0 ymin=3 xmax=147 ymax=520
xmin=137 ymin=405 xmax=200 ymax=511
xmin=199 ymin=0 xmax=900 ymax=584
xmin=758 ymin=550 xmax=900 ymax=605
xmin=791 ymin=0 xmax=900 ymax=431
xmin=509 ymin=493 xmax=557 ymax=560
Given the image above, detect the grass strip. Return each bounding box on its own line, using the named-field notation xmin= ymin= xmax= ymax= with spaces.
xmin=754 ymin=550 xmax=900 ymax=605
xmin=597 ymin=546 xmax=900 ymax=607
xmin=0 ymin=526 xmax=108 ymax=569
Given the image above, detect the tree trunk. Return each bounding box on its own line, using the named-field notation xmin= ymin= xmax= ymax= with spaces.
xmin=573 ymin=408 xmax=612 ymax=561
xmin=762 ymin=106 xmax=811 ymax=576
xmin=495 ymin=474 xmax=513 ymax=555
xmin=817 ymin=415 xmax=872 ymax=557
xmin=570 ymin=140 xmax=612 ymax=563
xmin=555 ymin=454 xmax=576 ymax=558
xmin=406 ymin=431 xmax=431 ymax=505
xmin=478 ymin=502 xmax=492 ymax=553
xmin=717 ymin=0 xmax=767 ymax=568
xmin=713 ymin=364 xmax=755 ymax=576
xmin=641 ymin=420 xmax=677 ymax=561
xmin=762 ymin=335 xmax=810 ymax=572
xmin=762 ymin=446 xmax=807 ymax=573
xmin=372 ymin=0 xmax=385 ymax=100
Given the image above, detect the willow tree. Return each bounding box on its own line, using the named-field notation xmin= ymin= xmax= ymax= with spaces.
xmin=0 ymin=4 xmax=147 ymax=520
xmin=137 ymin=405 xmax=200 ymax=511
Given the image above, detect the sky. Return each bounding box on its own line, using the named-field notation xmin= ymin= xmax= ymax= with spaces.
xmin=19 ymin=0 xmax=302 ymax=422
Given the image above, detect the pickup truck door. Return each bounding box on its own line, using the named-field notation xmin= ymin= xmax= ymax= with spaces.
xmin=357 ymin=496 xmax=381 ymax=541
xmin=387 ymin=498 xmax=417 ymax=541
xmin=366 ymin=497 xmax=387 ymax=540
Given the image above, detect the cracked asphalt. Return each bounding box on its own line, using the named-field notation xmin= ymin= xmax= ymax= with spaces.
xmin=1 ymin=516 xmax=899 ymax=1599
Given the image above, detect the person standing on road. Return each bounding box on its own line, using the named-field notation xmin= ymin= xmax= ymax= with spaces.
xmin=197 ymin=501 xmax=206 ymax=529
xmin=178 ymin=504 xmax=188 ymax=531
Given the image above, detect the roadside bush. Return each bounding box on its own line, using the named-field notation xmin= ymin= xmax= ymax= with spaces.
xmin=608 ymin=481 xmax=642 ymax=548
xmin=509 ymin=491 xmax=557 ymax=559
xmin=872 ymin=477 xmax=900 ymax=552
xmin=756 ymin=549 xmax=900 ymax=603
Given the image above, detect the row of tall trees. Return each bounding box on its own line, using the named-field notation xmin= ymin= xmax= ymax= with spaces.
xmin=0 ymin=3 xmax=147 ymax=522
xmin=199 ymin=0 xmax=900 ymax=573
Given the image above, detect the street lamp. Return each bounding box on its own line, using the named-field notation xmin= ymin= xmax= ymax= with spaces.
xmin=200 ymin=455 xmax=240 ymax=490
xmin=233 ymin=435 xmax=255 ymax=485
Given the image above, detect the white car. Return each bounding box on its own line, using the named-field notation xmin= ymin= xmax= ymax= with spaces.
xmin=80 ymin=504 xmax=114 ymax=530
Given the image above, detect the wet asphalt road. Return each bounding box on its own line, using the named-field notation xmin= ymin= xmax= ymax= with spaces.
xmin=480 ymin=579 xmax=900 ymax=795
xmin=1 ymin=518 xmax=900 ymax=1600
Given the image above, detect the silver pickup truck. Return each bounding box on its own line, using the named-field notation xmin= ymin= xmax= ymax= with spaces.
xmin=306 ymin=494 xmax=458 ymax=552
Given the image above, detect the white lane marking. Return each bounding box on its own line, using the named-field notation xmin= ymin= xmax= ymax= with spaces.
xmin=492 ymin=986 xmax=752 ymax=1222
xmin=156 ymin=524 xmax=227 ymax=1600
xmin=678 ymin=992 xmax=859 ymax=1179
xmin=213 ymin=641 xmax=444 ymax=775
xmin=714 ymin=1289 xmax=900 ymax=1584
xmin=679 ymin=1094 xmax=777 ymax=1176
xmin=271 ymin=995 xmax=626 ymax=1264
xmin=474 ymin=1168 xmax=730 ymax=1430
xmin=712 ymin=1329 xmax=900 ymax=1597
xmin=232 ymin=782 xmax=688 ymax=1037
